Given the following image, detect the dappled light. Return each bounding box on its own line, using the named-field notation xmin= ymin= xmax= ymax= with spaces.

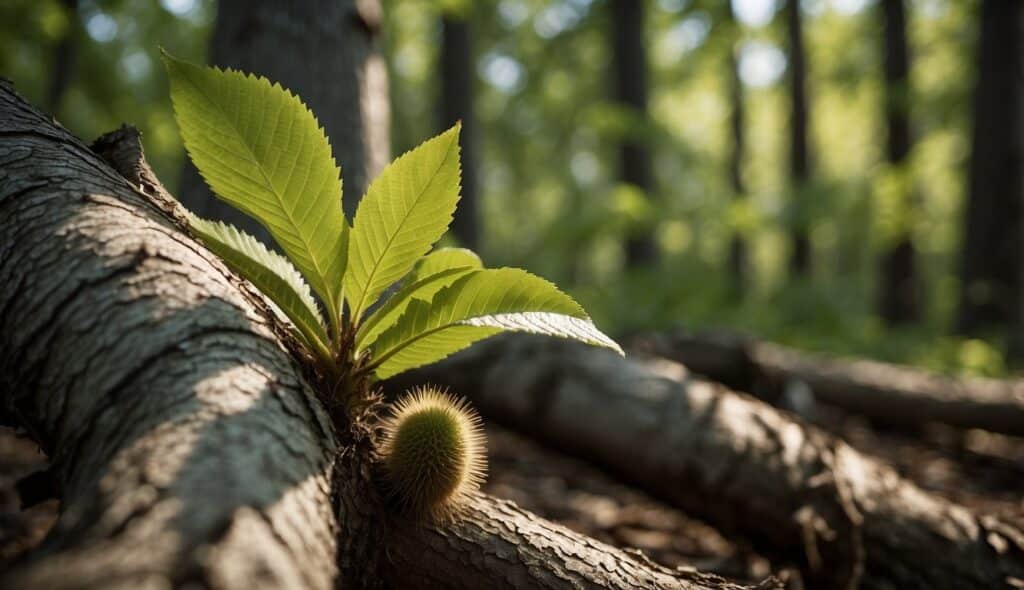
xmin=0 ymin=0 xmax=1021 ymax=588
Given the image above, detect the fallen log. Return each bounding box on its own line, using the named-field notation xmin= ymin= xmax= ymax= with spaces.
xmin=387 ymin=494 xmax=775 ymax=590
xmin=0 ymin=80 xmax=764 ymax=589
xmin=631 ymin=331 xmax=1024 ymax=437
xmin=393 ymin=335 xmax=1024 ymax=589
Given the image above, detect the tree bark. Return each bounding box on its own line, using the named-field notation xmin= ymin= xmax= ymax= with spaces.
xmin=877 ymin=0 xmax=919 ymax=324
xmin=0 ymin=82 xmax=765 ymax=590
xmin=0 ymin=83 xmax=344 ymax=589
xmin=392 ymin=335 xmax=1024 ymax=590
xmin=387 ymin=494 xmax=775 ymax=590
xmin=178 ymin=0 xmax=390 ymax=241
xmin=632 ymin=331 xmax=1024 ymax=437
xmin=439 ymin=11 xmax=480 ymax=251
xmin=957 ymin=0 xmax=1023 ymax=336
xmin=785 ymin=0 xmax=811 ymax=276
xmin=611 ymin=0 xmax=658 ymax=268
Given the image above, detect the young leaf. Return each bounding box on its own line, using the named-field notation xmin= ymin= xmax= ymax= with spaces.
xmin=163 ymin=52 xmax=348 ymax=323
xmin=366 ymin=268 xmax=623 ymax=379
xmin=410 ymin=248 xmax=481 ymax=282
xmin=188 ymin=215 xmax=333 ymax=363
xmin=345 ymin=124 xmax=462 ymax=323
xmin=356 ymin=248 xmax=482 ymax=352
xmin=356 ymin=268 xmax=478 ymax=353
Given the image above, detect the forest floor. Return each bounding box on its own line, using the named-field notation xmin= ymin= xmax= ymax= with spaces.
xmin=0 ymin=359 xmax=1022 ymax=586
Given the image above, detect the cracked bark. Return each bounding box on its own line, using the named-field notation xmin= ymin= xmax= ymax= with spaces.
xmin=0 ymin=82 xmax=769 ymax=589
xmin=386 ymin=494 xmax=776 ymax=590
xmin=631 ymin=331 xmax=1024 ymax=437
xmin=392 ymin=335 xmax=1024 ymax=589
xmin=0 ymin=80 xmax=343 ymax=589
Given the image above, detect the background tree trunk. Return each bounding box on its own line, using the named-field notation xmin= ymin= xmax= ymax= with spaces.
xmin=726 ymin=0 xmax=747 ymax=295
xmin=877 ymin=0 xmax=919 ymax=324
xmin=611 ymin=0 xmax=657 ymax=268
xmin=957 ymin=0 xmax=1023 ymax=337
xmin=1016 ymin=2 xmax=1024 ymax=363
xmin=439 ymin=10 xmax=480 ymax=251
xmin=177 ymin=0 xmax=390 ymax=241
xmin=785 ymin=0 xmax=811 ymax=276
xmin=393 ymin=335 xmax=1024 ymax=590
xmin=46 ymin=0 xmax=80 ymax=116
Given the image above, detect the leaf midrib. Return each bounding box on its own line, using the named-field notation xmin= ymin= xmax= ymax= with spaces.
xmin=350 ymin=134 xmax=458 ymax=320
xmin=182 ymin=67 xmax=335 ymax=304
xmin=369 ymin=320 xmax=487 ymax=372
xmin=355 ymin=266 xmax=476 ymax=350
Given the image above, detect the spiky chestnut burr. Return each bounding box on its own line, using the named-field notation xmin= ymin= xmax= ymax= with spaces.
xmin=379 ymin=386 xmax=487 ymax=522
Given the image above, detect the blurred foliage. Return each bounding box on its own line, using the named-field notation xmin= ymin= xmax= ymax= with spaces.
xmin=385 ymin=0 xmax=1007 ymax=376
xmin=0 ymin=0 xmax=1011 ymax=376
xmin=0 ymin=0 xmax=212 ymax=184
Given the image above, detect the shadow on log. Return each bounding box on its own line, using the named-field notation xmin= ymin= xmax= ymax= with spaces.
xmin=0 ymin=81 xmax=771 ymax=589
xmin=391 ymin=335 xmax=1024 ymax=589
xmin=631 ymin=331 xmax=1024 ymax=437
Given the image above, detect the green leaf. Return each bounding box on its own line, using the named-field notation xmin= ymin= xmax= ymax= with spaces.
xmin=163 ymin=52 xmax=348 ymax=324
xmin=356 ymin=268 xmax=477 ymax=353
xmin=410 ymin=248 xmax=481 ymax=282
xmin=367 ymin=268 xmax=622 ymax=379
xmin=188 ymin=215 xmax=333 ymax=363
xmin=345 ymin=124 xmax=462 ymax=323
xmin=355 ymin=249 xmax=482 ymax=353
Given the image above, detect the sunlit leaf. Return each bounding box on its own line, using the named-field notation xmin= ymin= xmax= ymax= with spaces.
xmin=368 ymin=268 xmax=622 ymax=378
xmin=188 ymin=214 xmax=332 ymax=362
xmin=346 ymin=124 xmax=462 ymax=322
xmin=356 ymin=248 xmax=482 ymax=351
xmin=164 ymin=52 xmax=348 ymax=323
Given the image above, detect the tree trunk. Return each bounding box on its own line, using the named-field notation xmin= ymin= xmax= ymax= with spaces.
xmin=46 ymin=0 xmax=80 ymax=116
xmin=957 ymin=0 xmax=1023 ymax=336
xmin=1015 ymin=2 xmax=1024 ymax=363
xmin=611 ymin=0 xmax=657 ymax=268
xmin=0 ymin=82 xmax=765 ymax=590
xmin=0 ymin=85 xmax=345 ymax=589
xmin=178 ymin=0 xmax=390 ymax=241
xmin=439 ymin=11 xmax=480 ymax=251
xmin=726 ymin=0 xmax=747 ymax=295
xmin=877 ymin=0 xmax=919 ymax=324
xmin=632 ymin=331 xmax=1024 ymax=436
xmin=785 ymin=0 xmax=811 ymax=276
xmin=393 ymin=335 xmax=1024 ymax=590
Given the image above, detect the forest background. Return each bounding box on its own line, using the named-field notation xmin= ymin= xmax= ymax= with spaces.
xmin=2 ymin=0 xmax=1018 ymax=376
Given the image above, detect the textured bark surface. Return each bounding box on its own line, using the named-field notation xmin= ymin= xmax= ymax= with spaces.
xmin=387 ymin=494 xmax=775 ymax=590
xmin=0 ymin=82 xmax=341 ymax=588
xmin=0 ymin=83 xmax=771 ymax=589
xmin=632 ymin=331 xmax=1024 ymax=437
xmin=179 ymin=0 xmax=390 ymax=236
xmin=393 ymin=335 xmax=1024 ymax=589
